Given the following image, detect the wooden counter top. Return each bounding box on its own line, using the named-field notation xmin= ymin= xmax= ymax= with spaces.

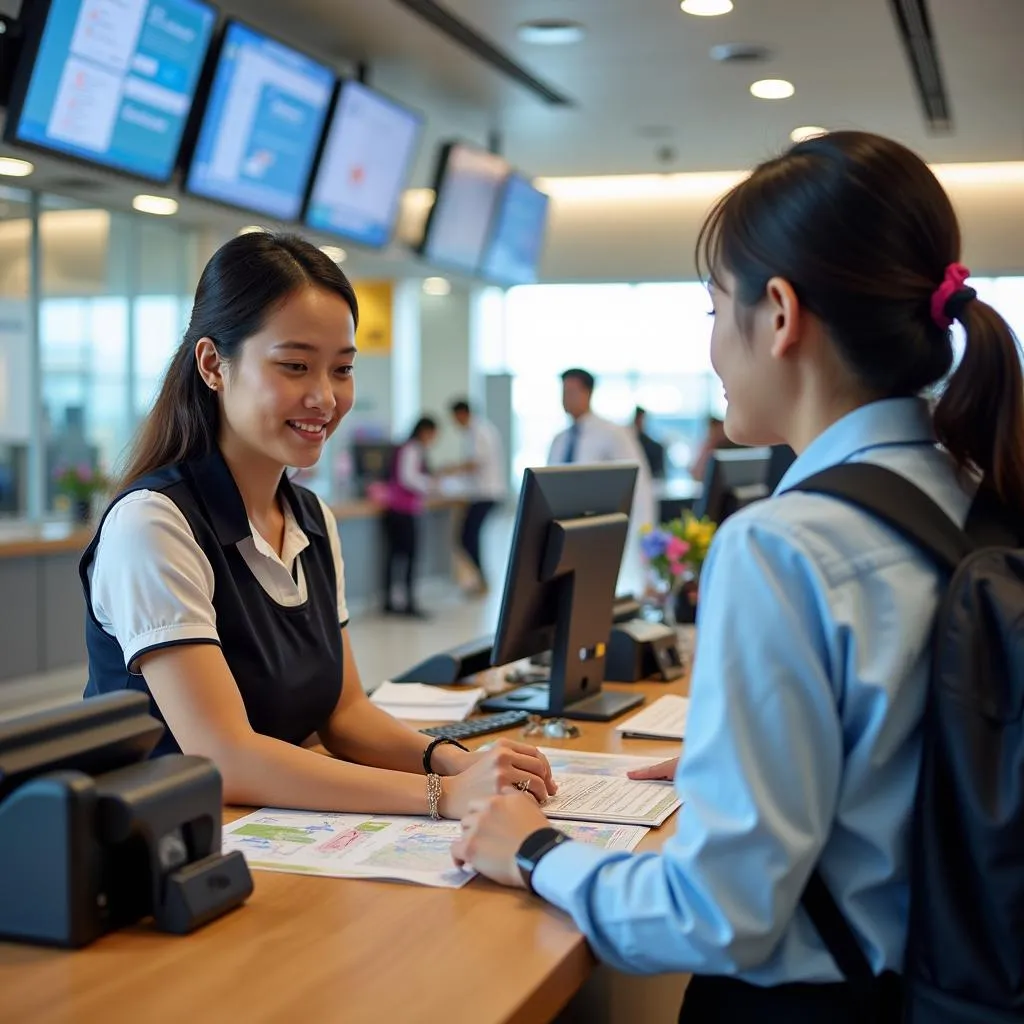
xmin=0 ymin=675 xmax=686 ymax=1024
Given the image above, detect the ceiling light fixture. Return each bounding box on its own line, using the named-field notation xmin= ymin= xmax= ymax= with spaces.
xmin=320 ymin=245 xmax=347 ymax=263
xmin=0 ymin=157 xmax=35 ymax=177
xmin=238 ymin=224 xmax=266 ymax=235
xmin=750 ymin=78 xmax=795 ymax=100
xmin=132 ymin=194 xmax=178 ymax=216
xmin=790 ymin=125 xmax=827 ymax=143
xmin=517 ymin=20 xmax=586 ymax=45
xmin=422 ymin=277 xmax=451 ymax=297
xmin=680 ymin=0 xmax=734 ymax=15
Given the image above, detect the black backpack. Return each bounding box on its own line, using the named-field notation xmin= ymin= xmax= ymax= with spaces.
xmin=788 ymin=462 xmax=1024 ymax=1023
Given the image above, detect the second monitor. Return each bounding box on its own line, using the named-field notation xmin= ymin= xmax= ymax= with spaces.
xmin=480 ymin=464 xmax=645 ymax=722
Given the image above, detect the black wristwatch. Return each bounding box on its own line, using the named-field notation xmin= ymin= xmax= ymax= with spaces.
xmin=516 ymin=827 xmax=571 ymax=893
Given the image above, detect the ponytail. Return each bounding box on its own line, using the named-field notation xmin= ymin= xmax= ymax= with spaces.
xmin=933 ymin=300 xmax=1024 ymax=512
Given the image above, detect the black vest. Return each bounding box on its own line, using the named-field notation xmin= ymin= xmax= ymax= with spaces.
xmin=80 ymin=449 xmax=343 ymax=758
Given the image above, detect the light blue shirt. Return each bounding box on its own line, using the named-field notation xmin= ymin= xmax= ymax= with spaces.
xmin=533 ymin=398 xmax=974 ymax=984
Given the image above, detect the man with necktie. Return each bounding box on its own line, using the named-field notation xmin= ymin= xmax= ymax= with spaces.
xmin=547 ymin=368 xmax=655 ymax=588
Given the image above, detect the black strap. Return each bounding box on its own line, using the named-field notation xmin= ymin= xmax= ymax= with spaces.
xmin=801 ymin=870 xmax=875 ymax=985
xmin=785 ymin=462 xmax=973 ymax=571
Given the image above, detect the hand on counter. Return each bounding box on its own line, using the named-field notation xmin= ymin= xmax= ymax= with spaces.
xmin=626 ymin=756 xmax=679 ymax=781
xmin=451 ymin=789 xmax=549 ymax=888
xmin=438 ymin=739 xmax=556 ymax=819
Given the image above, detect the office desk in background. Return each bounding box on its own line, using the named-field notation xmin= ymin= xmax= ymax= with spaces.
xmin=0 ymin=498 xmax=465 ymax=683
xmin=0 ymin=674 xmax=690 ymax=1024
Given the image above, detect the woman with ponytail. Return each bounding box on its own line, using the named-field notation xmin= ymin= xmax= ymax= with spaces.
xmin=81 ymin=231 xmax=553 ymax=818
xmin=453 ymin=131 xmax=1024 ymax=1020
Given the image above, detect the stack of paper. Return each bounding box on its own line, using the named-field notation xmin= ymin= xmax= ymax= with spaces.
xmin=615 ymin=695 xmax=690 ymax=740
xmin=369 ymin=681 xmax=483 ymax=723
xmin=537 ymin=748 xmax=681 ymax=828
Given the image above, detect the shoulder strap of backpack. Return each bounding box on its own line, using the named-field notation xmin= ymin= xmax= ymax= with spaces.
xmin=785 ymin=462 xmax=973 ymax=572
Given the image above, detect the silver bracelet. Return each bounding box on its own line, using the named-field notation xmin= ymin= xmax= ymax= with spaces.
xmin=426 ymin=773 xmax=444 ymax=820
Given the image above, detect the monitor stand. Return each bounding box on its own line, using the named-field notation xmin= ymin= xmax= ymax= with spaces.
xmin=481 ymin=684 xmax=644 ymax=722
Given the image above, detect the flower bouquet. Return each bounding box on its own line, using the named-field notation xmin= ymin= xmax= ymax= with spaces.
xmin=640 ymin=513 xmax=717 ymax=625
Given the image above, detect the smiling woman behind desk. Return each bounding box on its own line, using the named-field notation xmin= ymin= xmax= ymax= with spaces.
xmin=452 ymin=131 xmax=1024 ymax=1022
xmin=79 ymin=231 xmax=553 ymax=820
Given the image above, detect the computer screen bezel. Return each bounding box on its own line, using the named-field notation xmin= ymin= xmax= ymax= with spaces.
xmin=179 ymin=16 xmax=336 ymax=221
xmin=417 ymin=140 xmax=510 ymax=275
xmin=2 ymin=0 xmax=219 ymax=186
xmin=478 ymin=170 xmax=551 ymax=287
xmin=301 ymin=78 xmax=425 ymax=249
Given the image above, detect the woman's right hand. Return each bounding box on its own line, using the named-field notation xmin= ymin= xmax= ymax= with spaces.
xmin=439 ymin=741 xmax=556 ymax=819
xmin=626 ymin=757 xmax=679 ymax=781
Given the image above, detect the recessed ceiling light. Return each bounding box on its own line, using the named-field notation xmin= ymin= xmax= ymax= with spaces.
xmin=132 ymin=194 xmax=178 ymax=216
xmin=422 ymin=277 xmax=451 ymax=297
xmin=681 ymin=0 xmax=734 ymax=15
xmin=790 ymin=125 xmax=827 ymax=143
xmin=517 ymin=20 xmax=586 ymax=45
xmin=0 ymin=157 xmax=34 ymax=177
xmin=238 ymin=224 xmax=266 ymax=235
xmin=750 ymin=78 xmax=795 ymax=100
xmin=320 ymin=245 xmax=347 ymax=263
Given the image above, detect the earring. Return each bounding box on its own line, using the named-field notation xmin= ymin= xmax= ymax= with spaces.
xmin=208 ymin=382 xmax=219 ymax=392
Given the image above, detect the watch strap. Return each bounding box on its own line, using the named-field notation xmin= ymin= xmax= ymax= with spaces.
xmin=516 ymin=827 xmax=571 ymax=893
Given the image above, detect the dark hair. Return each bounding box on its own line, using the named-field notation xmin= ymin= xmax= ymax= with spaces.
xmin=561 ymin=368 xmax=595 ymax=393
xmin=117 ymin=232 xmax=359 ymax=491
xmin=450 ymin=399 xmax=471 ymax=415
xmin=410 ymin=416 xmax=438 ymax=441
xmin=697 ymin=130 xmax=1024 ymax=511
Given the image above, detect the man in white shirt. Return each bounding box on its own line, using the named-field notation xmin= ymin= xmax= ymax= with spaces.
xmin=450 ymin=399 xmax=506 ymax=593
xmin=548 ymin=368 xmax=655 ymax=588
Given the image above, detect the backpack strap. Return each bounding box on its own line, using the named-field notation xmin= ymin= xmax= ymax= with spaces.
xmin=787 ymin=461 xmax=972 ymax=984
xmin=785 ymin=462 xmax=973 ymax=572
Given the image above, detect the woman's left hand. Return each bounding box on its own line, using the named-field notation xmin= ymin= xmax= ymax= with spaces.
xmin=433 ymin=738 xmax=555 ymax=791
xmin=450 ymin=789 xmax=550 ymax=887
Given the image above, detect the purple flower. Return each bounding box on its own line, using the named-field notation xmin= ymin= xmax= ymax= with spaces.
xmin=641 ymin=529 xmax=669 ymax=560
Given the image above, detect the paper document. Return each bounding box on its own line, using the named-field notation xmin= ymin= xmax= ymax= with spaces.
xmin=542 ymin=775 xmax=680 ymax=828
xmin=223 ymin=808 xmax=650 ymax=887
xmin=539 ymin=747 xmax=674 ymax=779
xmin=615 ymin=695 xmax=690 ymax=740
xmin=369 ymin=680 xmax=483 ymax=722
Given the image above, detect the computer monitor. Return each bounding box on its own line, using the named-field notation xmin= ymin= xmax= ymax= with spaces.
xmin=3 ymin=0 xmax=217 ymax=183
xmin=418 ymin=141 xmax=509 ymax=274
xmin=479 ymin=173 xmax=550 ymax=286
xmin=183 ymin=20 xmax=334 ymax=221
xmin=480 ymin=465 xmax=646 ymax=722
xmin=694 ymin=445 xmax=796 ymax=524
xmin=303 ymin=80 xmax=424 ymax=248
xmin=352 ymin=440 xmax=396 ymax=494
xmin=0 ymin=692 xmax=163 ymax=803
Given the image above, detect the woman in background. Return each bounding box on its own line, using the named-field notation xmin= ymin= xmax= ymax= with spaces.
xmin=382 ymin=416 xmax=439 ymax=618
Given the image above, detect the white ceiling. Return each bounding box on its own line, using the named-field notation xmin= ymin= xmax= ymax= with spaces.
xmin=0 ymin=0 xmax=1022 ymax=272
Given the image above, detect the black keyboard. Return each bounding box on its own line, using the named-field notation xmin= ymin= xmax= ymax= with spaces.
xmin=420 ymin=710 xmax=531 ymax=741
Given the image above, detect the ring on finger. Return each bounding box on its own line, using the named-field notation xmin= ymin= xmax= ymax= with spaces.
xmin=516 ymin=779 xmax=531 ymax=794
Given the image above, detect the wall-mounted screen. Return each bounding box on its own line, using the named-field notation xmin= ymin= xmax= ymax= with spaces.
xmin=184 ymin=20 xmax=333 ymax=220
xmin=419 ymin=142 xmax=508 ymax=274
xmin=480 ymin=174 xmax=549 ymax=286
xmin=4 ymin=0 xmax=217 ymax=183
xmin=304 ymin=81 xmax=423 ymax=248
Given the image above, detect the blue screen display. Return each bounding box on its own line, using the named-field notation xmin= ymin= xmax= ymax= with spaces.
xmin=480 ymin=175 xmax=550 ymax=286
xmin=304 ymin=82 xmax=423 ymax=248
xmin=11 ymin=0 xmax=216 ymax=182
xmin=186 ymin=21 xmax=334 ymax=221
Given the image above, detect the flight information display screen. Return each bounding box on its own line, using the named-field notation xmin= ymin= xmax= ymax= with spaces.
xmin=185 ymin=20 xmax=334 ymax=220
xmin=7 ymin=0 xmax=216 ymax=182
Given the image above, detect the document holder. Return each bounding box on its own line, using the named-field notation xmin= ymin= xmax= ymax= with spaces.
xmin=0 ymin=691 xmax=252 ymax=948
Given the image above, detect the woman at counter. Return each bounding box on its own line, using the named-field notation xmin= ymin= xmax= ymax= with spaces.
xmin=450 ymin=132 xmax=1024 ymax=1019
xmin=80 ymin=231 xmax=554 ymax=818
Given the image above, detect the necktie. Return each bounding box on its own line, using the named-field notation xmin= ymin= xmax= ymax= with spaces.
xmin=563 ymin=422 xmax=579 ymax=464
